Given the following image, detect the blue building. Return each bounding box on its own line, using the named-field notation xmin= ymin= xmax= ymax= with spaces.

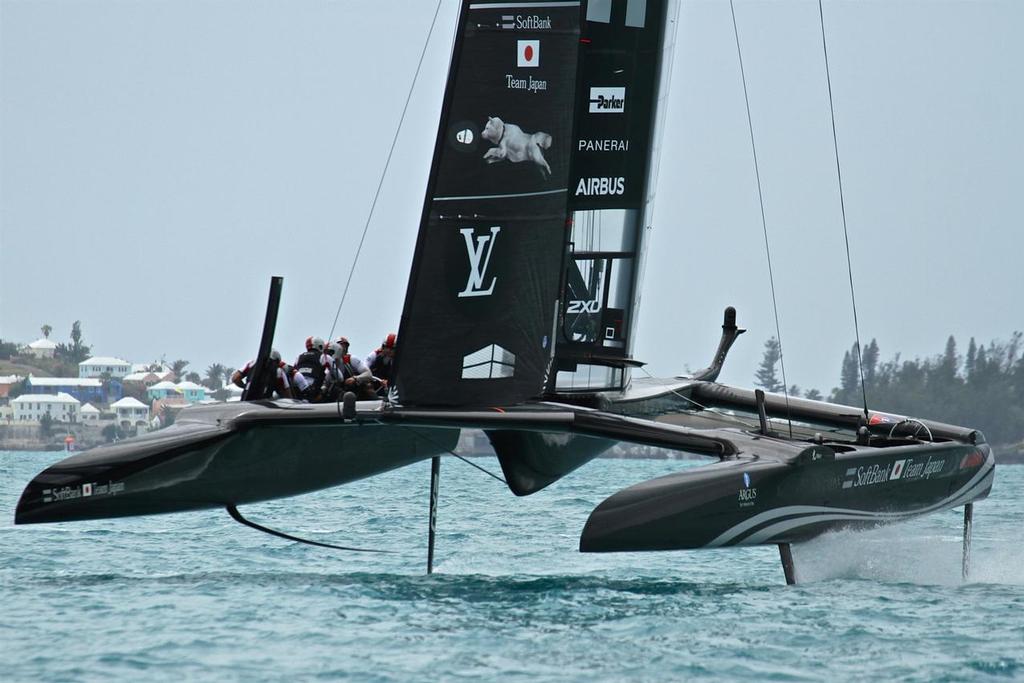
xmin=27 ymin=376 xmax=123 ymax=404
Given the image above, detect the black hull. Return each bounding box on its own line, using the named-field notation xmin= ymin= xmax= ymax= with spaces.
xmin=581 ymin=442 xmax=995 ymax=551
xmin=16 ymin=402 xmax=459 ymax=525
xmin=13 ymin=399 xmax=734 ymax=525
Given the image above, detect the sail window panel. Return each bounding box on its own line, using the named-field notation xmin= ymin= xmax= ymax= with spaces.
xmin=562 ymin=255 xmax=632 ymax=349
xmin=461 ymin=344 xmax=516 ymax=380
xmin=602 ymin=257 xmax=633 ymax=349
xmin=570 ymin=209 xmax=638 ymax=254
xmin=555 ymin=364 xmax=623 ymax=392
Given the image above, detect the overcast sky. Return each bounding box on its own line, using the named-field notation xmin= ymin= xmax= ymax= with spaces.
xmin=1 ymin=0 xmax=1021 ymax=397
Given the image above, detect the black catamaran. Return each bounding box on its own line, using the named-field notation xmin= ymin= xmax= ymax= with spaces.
xmin=15 ymin=0 xmax=994 ymax=583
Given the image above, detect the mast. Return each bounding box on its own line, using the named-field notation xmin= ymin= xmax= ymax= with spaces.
xmin=555 ymin=0 xmax=680 ymax=392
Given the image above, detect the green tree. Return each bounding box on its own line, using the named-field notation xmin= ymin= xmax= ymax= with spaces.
xmin=185 ymin=371 xmax=202 ymax=384
xmin=805 ymin=388 xmax=823 ymax=401
xmin=56 ymin=320 xmax=91 ymax=364
xmin=170 ymin=359 xmax=190 ymax=379
xmin=204 ymin=363 xmax=226 ymax=390
xmin=755 ymin=337 xmax=783 ymax=393
xmin=39 ymin=411 xmax=54 ymax=437
xmin=7 ymin=378 xmax=28 ymax=400
xmin=41 ymin=324 xmax=52 ymax=339
xmin=101 ymin=423 xmax=127 ymax=442
xmin=0 ymin=339 xmax=19 ymax=360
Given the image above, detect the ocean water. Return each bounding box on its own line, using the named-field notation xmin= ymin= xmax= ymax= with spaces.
xmin=1 ymin=449 xmax=1022 ymax=682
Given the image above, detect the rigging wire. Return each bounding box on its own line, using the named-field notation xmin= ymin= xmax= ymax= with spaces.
xmin=638 ymin=366 xmax=761 ymax=430
xmin=327 ymin=0 xmax=446 ymax=341
xmin=817 ymin=0 xmax=869 ymax=420
xmin=398 ymin=425 xmax=508 ymax=486
xmin=728 ymin=0 xmax=794 ymax=437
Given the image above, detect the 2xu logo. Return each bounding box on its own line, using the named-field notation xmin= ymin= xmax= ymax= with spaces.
xmin=567 ymin=299 xmax=601 ymax=314
xmin=458 ymin=226 xmax=501 ymax=298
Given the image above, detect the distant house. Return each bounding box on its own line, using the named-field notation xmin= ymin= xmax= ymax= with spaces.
xmin=26 ymin=376 xmax=123 ymax=404
xmin=11 ymin=392 xmax=81 ymax=423
xmin=0 ymin=375 xmax=22 ymax=400
xmin=175 ymin=381 xmax=207 ymax=404
xmin=122 ymin=370 xmax=175 ymax=387
xmin=26 ymin=338 xmax=57 ymax=359
xmin=80 ymin=402 xmax=102 ymax=422
xmin=147 ymin=381 xmax=206 ymax=404
xmin=79 ymin=356 xmax=132 ymax=379
xmin=147 ymin=380 xmax=179 ymax=401
xmin=110 ymin=397 xmax=150 ymax=427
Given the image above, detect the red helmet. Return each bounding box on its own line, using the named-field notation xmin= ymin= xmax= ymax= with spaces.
xmin=382 ymin=333 xmax=397 ymax=349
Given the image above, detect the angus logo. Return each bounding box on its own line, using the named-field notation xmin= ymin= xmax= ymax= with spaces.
xmin=588 ymin=87 xmax=625 ymax=114
xmin=457 ymin=226 xmax=501 ymax=298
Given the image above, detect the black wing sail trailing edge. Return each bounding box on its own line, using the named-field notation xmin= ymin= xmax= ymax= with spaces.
xmin=394 ymin=1 xmax=584 ymax=407
xmin=556 ymin=0 xmax=677 ymax=392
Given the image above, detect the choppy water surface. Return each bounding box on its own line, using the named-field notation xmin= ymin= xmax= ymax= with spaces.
xmin=2 ymin=450 xmax=1022 ymax=681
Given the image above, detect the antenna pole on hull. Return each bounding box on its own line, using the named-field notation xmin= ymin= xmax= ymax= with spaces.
xmin=962 ymin=503 xmax=974 ymax=580
xmin=427 ymin=456 xmax=441 ymax=574
xmin=242 ymin=276 xmax=284 ymax=402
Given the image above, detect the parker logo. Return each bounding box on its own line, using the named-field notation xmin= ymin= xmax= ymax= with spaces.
xmin=589 ymin=87 xmax=625 ymax=113
xmin=457 ymin=226 xmax=501 ymax=298
xmin=517 ymin=40 xmax=539 ymax=67
xmin=575 ymin=176 xmax=625 ymax=196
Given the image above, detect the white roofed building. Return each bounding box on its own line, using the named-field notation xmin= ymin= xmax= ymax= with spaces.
xmin=147 ymin=380 xmax=179 ymax=401
xmin=11 ymin=392 xmax=81 ymax=423
xmin=80 ymin=402 xmax=102 ymax=422
xmin=111 ymin=397 xmax=150 ymax=427
xmin=175 ymin=381 xmax=207 ymax=404
xmin=123 ymin=370 xmax=175 ymax=387
xmin=79 ymin=357 xmax=132 ymax=379
xmin=26 ymin=338 xmax=57 ymax=359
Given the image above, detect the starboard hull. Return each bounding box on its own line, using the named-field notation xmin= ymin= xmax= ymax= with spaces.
xmin=580 ymin=441 xmax=994 ymax=551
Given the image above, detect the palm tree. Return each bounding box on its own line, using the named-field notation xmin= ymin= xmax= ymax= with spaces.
xmin=204 ymin=363 xmax=226 ymax=390
xmin=170 ymin=359 xmax=189 ymax=379
xmin=41 ymin=324 xmax=52 ymax=339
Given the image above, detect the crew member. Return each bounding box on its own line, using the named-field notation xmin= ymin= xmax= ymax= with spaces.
xmin=320 ymin=341 xmax=342 ymax=401
xmin=284 ymin=362 xmax=314 ymax=400
xmin=294 ymin=336 xmax=326 ymax=401
xmin=231 ymin=349 xmax=294 ymax=399
xmin=334 ymin=336 xmax=375 ymax=400
xmin=365 ymin=333 xmax=396 ymax=394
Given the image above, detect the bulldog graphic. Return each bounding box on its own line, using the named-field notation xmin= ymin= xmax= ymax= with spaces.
xmin=481 ymin=116 xmax=553 ymax=178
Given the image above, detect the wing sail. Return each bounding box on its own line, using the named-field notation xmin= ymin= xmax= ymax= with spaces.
xmin=394 ymin=1 xmax=584 ymax=406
